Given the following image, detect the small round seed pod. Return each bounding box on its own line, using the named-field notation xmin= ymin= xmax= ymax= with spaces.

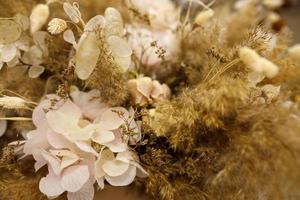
xmin=48 ymin=18 xmax=67 ymax=35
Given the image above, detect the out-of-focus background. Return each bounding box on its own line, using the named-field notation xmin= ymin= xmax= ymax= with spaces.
xmin=281 ymin=1 xmax=300 ymax=42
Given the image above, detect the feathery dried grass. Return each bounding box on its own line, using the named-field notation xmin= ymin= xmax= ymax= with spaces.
xmin=151 ymin=77 xmax=249 ymax=152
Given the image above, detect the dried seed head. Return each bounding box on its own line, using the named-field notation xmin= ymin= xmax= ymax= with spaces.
xmin=258 ymin=57 xmax=279 ymax=78
xmin=239 ymin=47 xmax=279 ymax=79
xmin=195 ymin=9 xmax=214 ymax=25
xmin=0 ymin=96 xmax=27 ymax=110
xmin=239 ymin=46 xmax=261 ymax=66
xmin=48 ymin=18 xmax=67 ymax=35
xmin=30 ymin=4 xmax=50 ymax=34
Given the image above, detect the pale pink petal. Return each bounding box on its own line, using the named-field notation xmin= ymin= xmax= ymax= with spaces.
xmin=39 ymin=173 xmax=65 ymax=197
xmin=47 ymin=130 xmax=75 ymax=150
xmin=137 ymin=77 xmax=153 ymax=99
xmin=70 ymin=125 xmax=95 ymax=141
xmin=79 ymin=154 xmax=96 ymax=177
xmin=70 ymin=89 xmax=106 ymax=121
xmin=75 ymin=141 xmax=98 ymax=156
xmin=41 ymin=150 xmax=61 ymax=175
xmin=151 ymin=80 xmax=162 ymax=99
xmin=32 ymin=103 xmax=47 ymax=128
xmin=105 ymin=139 xmax=128 ymax=153
xmin=61 ymin=165 xmax=90 ymax=192
xmin=61 ymin=156 xmax=79 ymax=170
xmin=34 ymin=159 xmax=47 ymax=171
xmin=96 ymin=177 xmax=104 ymax=189
xmin=92 ymin=129 xmax=115 ymax=144
xmin=95 ymin=149 xmax=114 ymax=178
xmin=97 ymin=107 xmax=129 ymax=130
xmin=46 ymin=109 xmax=78 ymax=135
xmin=23 ymin=130 xmax=49 ymax=155
xmin=103 ymin=159 xmax=130 ymax=177
xmin=67 ymin=179 xmax=95 ymax=200
xmin=58 ymin=100 xmax=82 ymax=121
xmin=50 ymin=150 xmax=80 ymax=170
xmin=116 ymin=151 xmax=133 ymax=163
xmin=127 ymin=79 xmax=144 ymax=105
xmin=0 ymin=120 xmax=7 ymax=137
xmin=116 ymin=151 xmax=148 ymax=178
xmin=104 ymin=131 xmax=128 ymax=153
xmin=131 ymin=161 xmax=148 ymax=178
xmin=32 ymin=151 xmax=47 ymax=171
xmin=105 ymin=166 xmax=137 ymax=186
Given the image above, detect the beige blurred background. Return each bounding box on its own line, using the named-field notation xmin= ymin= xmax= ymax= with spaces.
xmin=281 ymin=1 xmax=300 ymax=43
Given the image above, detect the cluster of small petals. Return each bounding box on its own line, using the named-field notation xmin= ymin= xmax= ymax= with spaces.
xmin=21 ymin=90 xmax=147 ymax=200
xmin=127 ymin=76 xmax=171 ymax=106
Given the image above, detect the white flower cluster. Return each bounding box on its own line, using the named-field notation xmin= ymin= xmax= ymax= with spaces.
xmin=21 ymin=89 xmax=147 ymax=200
xmin=127 ymin=76 xmax=171 ymax=106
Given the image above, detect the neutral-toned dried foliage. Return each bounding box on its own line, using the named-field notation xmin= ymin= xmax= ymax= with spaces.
xmin=1 ymin=0 xmax=300 ymax=200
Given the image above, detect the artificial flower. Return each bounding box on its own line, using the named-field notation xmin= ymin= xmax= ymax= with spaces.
xmin=21 ymin=90 xmax=146 ymax=200
xmin=39 ymin=150 xmax=95 ymax=200
xmin=127 ymin=25 xmax=179 ymax=68
xmin=95 ymin=149 xmax=148 ymax=188
xmin=127 ymin=76 xmax=171 ymax=106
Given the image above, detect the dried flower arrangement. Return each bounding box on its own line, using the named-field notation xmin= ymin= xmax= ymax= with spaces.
xmin=1 ymin=0 xmax=300 ymax=200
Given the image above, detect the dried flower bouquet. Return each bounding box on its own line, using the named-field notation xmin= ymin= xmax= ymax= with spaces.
xmin=1 ymin=0 xmax=300 ymax=200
